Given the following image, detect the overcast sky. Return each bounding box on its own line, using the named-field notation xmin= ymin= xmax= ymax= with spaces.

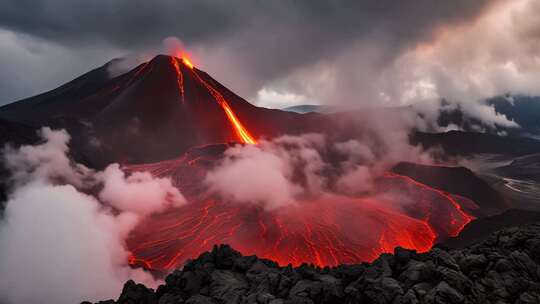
xmin=1 ymin=0 xmax=540 ymax=108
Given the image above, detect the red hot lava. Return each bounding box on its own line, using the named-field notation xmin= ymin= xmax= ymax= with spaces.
xmin=169 ymin=56 xmax=257 ymax=144
xmin=125 ymin=153 xmax=475 ymax=271
xmin=128 ymin=196 xmax=438 ymax=269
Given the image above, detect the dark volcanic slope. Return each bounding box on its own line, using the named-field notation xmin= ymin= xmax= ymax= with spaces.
xmin=90 ymin=222 xmax=540 ymax=304
xmin=392 ymin=162 xmax=507 ymax=215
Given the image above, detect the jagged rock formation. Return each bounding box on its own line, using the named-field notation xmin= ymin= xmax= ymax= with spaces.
xmin=88 ymin=223 xmax=540 ymax=304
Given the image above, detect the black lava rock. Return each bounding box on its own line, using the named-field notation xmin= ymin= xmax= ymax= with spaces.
xmin=89 ymin=223 xmax=540 ymax=304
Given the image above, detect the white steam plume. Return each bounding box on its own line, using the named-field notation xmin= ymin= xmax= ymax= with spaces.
xmin=205 ymin=112 xmax=434 ymax=210
xmin=98 ymin=164 xmax=185 ymax=216
xmin=0 ymin=127 xmax=186 ymax=304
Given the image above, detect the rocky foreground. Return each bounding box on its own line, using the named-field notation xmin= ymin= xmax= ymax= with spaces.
xmin=88 ymin=223 xmax=540 ymax=304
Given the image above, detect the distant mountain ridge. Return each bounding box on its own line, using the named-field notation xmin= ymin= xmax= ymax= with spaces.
xmin=282 ymin=104 xmax=336 ymax=113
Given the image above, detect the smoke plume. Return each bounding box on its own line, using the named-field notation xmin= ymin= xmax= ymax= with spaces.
xmin=205 ymin=111 xmax=433 ymax=210
xmin=0 ymin=127 xmax=185 ymax=304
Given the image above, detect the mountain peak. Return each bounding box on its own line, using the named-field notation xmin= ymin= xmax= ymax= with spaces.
xmin=0 ymin=53 xmax=314 ymax=163
xmin=148 ymin=54 xmax=194 ymax=70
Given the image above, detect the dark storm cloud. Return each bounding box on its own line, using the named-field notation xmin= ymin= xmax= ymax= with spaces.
xmin=0 ymin=0 xmax=246 ymax=47
xmin=0 ymin=0 xmax=501 ymax=103
xmin=0 ymin=0 xmax=496 ymax=48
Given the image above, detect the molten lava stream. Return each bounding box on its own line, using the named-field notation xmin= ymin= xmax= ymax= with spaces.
xmin=170 ymin=58 xmax=185 ymax=104
xmin=184 ymin=62 xmax=257 ymax=144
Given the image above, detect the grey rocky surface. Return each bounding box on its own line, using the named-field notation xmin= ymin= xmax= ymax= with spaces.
xmin=88 ymin=222 xmax=540 ymax=304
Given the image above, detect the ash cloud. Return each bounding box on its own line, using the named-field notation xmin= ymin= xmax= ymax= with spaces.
xmin=0 ymin=128 xmax=186 ymax=304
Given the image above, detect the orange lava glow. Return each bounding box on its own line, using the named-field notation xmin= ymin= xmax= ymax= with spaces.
xmin=182 ymin=57 xmax=194 ymax=69
xmin=170 ymin=58 xmax=185 ymax=103
xmin=383 ymin=172 xmax=475 ymax=237
xmin=189 ymin=69 xmax=257 ymax=144
xmin=125 ymin=154 xmax=475 ymax=271
xmin=128 ymin=196 xmax=438 ymax=270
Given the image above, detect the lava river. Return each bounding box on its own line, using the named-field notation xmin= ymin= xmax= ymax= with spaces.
xmin=125 ymin=149 xmax=475 ymax=271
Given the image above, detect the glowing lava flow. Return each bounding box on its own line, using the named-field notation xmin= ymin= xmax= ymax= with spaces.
xmin=125 ymin=153 xmax=476 ymax=271
xmin=170 ymin=58 xmax=185 ymax=103
xmin=127 ymin=196 xmax=437 ymax=270
xmin=182 ymin=57 xmax=194 ymax=69
xmin=183 ymin=61 xmax=257 ymax=144
xmin=383 ymin=172 xmax=475 ymax=237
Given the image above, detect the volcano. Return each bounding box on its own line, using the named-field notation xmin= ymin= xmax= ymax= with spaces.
xmin=0 ymin=55 xmax=325 ymax=165
xmin=0 ymin=54 xmax=497 ymax=271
